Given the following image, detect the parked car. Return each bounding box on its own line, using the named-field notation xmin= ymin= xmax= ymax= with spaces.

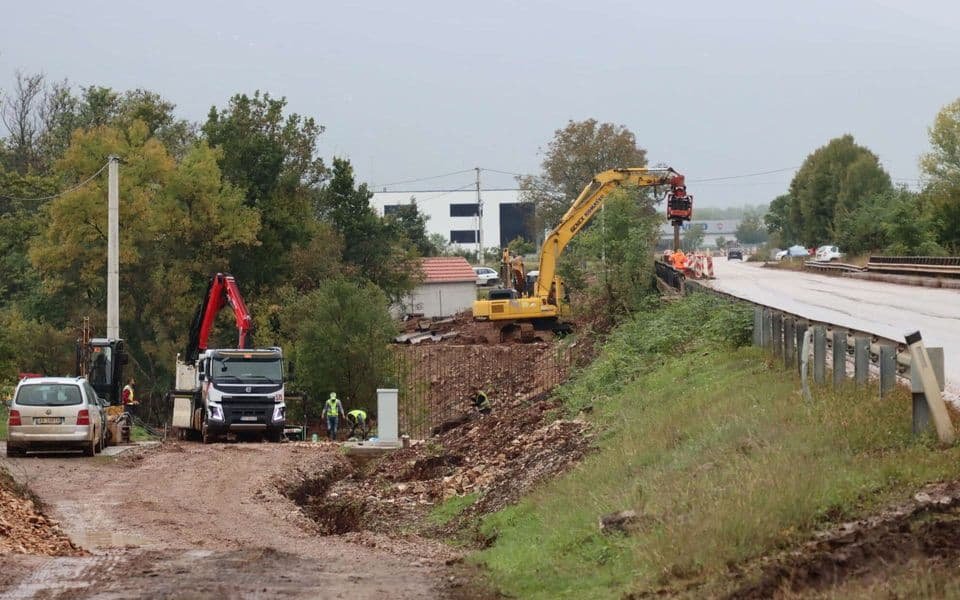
xmin=777 ymin=245 xmax=809 ymax=260
xmin=6 ymin=376 xmax=105 ymax=457
xmin=815 ymin=245 xmax=842 ymax=262
xmin=472 ymin=266 xmax=500 ymax=286
xmin=727 ymin=248 xmax=744 ymax=260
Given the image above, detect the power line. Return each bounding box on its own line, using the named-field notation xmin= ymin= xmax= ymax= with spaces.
xmin=373 ymin=169 xmax=475 ymax=189
xmin=689 ymin=166 xmax=800 ymax=183
xmin=0 ymin=161 xmax=110 ymax=202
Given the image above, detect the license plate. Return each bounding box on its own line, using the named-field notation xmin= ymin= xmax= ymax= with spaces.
xmin=240 ymin=416 xmax=258 ymax=422
xmin=34 ymin=417 xmax=63 ymax=425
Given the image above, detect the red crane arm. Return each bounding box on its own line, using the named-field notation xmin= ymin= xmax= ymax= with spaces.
xmin=184 ymin=273 xmax=253 ymax=362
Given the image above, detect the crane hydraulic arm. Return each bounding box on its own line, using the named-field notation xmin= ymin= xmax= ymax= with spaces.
xmin=534 ymin=167 xmax=689 ymax=305
xmin=184 ymin=273 xmax=253 ymax=363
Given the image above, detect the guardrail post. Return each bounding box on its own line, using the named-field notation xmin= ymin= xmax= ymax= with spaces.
xmin=832 ymin=329 xmax=846 ymax=386
xmin=879 ymin=345 xmax=896 ymax=397
xmin=762 ymin=309 xmax=773 ymax=351
xmin=783 ymin=318 xmax=795 ymax=369
xmin=813 ymin=326 xmax=826 ymax=385
xmin=772 ymin=313 xmax=783 ymax=358
xmin=753 ymin=307 xmax=763 ymax=347
xmin=911 ymin=346 xmax=945 ymax=436
xmin=854 ymin=337 xmax=870 ymax=385
xmin=795 ymin=321 xmax=807 ymax=375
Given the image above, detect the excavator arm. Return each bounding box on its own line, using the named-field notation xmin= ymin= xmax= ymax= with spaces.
xmin=535 ymin=167 xmax=689 ymax=303
xmin=184 ymin=273 xmax=253 ymax=362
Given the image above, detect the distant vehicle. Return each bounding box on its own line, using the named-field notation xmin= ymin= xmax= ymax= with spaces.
xmin=777 ymin=245 xmax=809 ymax=260
xmin=727 ymin=248 xmax=744 ymax=260
xmin=472 ymin=266 xmax=499 ymax=286
xmin=816 ymin=245 xmax=842 ymax=262
xmin=6 ymin=376 xmax=105 ymax=457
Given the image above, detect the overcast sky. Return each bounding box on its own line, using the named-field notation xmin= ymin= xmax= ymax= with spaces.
xmin=2 ymin=0 xmax=958 ymax=207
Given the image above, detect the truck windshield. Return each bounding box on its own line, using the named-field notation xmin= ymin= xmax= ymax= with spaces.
xmin=211 ymin=357 xmax=282 ymax=384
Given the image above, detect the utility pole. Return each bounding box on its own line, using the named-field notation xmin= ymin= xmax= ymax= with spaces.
xmin=107 ymin=156 xmax=120 ymax=339
xmin=475 ymin=167 xmax=483 ymax=263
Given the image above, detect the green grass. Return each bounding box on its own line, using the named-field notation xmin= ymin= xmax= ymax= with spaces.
xmin=472 ymin=293 xmax=960 ymax=599
xmin=130 ymin=424 xmax=158 ymax=442
xmin=429 ymin=493 xmax=478 ymax=527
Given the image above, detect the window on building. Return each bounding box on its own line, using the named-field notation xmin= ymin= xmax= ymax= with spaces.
xmin=383 ymin=204 xmax=402 ymax=215
xmin=450 ymin=203 xmax=479 ymax=217
xmin=450 ymin=230 xmax=478 ymax=243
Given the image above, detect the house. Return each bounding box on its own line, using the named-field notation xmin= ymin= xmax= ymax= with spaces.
xmin=404 ymin=257 xmax=477 ymax=318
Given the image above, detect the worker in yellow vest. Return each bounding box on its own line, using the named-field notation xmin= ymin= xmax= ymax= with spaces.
xmin=346 ymin=409 xmax=371 ymax=440
xmin=324 ymin=392 xmax=345 ymax=441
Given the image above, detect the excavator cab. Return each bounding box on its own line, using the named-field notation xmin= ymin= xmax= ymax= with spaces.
xmin=78 ymin=338 xmax=128 ymax=405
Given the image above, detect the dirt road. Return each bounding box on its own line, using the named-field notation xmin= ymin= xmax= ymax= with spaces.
xmin=0 ymin=442 xmax=453 ymax=599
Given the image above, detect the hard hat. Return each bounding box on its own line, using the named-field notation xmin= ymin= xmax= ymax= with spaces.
xmin=329 ymin=392 xmax=337 ymax=399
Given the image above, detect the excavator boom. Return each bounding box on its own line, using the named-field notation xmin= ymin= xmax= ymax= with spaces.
xmin=473 ymin=167 xmax=691 ymax=334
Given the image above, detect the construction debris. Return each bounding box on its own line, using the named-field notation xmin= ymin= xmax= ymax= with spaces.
xmin=0 ymin=468 xmax=85 ymax=556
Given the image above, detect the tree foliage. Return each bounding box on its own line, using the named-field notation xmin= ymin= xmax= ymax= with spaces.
xmin=285 ymin=278 xmax=397 ymax=416
xmin=777 ymin=135 xmax=892 ymax=246
xmin=735 ymin=210 xmax=769 ymax=245
xmin=920 ymin=98 xmax=960 ymax=251
xmin=521 ymin=119 xmax=647 ymax=231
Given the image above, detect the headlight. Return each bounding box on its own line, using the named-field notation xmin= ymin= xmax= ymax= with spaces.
xmin=208 ymin=404 xmax=224 ymax=421
xmin=272 ymin=405 xmax=285 ymax=422
xmin=274 ymin=391 xmax=284 ymax=404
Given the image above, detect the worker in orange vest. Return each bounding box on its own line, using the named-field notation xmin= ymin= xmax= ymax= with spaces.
xmin=671 ymin=250 xmax=687 ymax=271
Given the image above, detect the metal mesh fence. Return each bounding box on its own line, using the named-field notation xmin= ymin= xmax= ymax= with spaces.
xmin=391 ymin=344 xmax=575 ymax=439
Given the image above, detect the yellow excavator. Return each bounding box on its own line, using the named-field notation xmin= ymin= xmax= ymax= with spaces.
xmin=473 ymin=167 xmax=691 ymax=341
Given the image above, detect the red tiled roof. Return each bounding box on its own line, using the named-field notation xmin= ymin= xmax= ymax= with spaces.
xmin=420 ymin=256 xmax=477 ymax=283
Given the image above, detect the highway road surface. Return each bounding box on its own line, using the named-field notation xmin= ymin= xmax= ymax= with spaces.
xmin=707 ymin=259 xmax=960 ymax=397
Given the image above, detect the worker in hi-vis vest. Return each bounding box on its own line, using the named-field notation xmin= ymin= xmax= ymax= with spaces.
xmin=346 ymin=409 xmax=371 ymax=440
xmin=324 ymin=392 xmax=345 ymax=441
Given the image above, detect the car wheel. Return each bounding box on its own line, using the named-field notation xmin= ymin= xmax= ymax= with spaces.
xmin=5 ymin=445 xmax=24 ymax=458
xmin=83 ymin=438 xmax=96 ymax=457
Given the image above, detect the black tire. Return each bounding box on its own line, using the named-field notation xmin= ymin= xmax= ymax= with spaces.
xmin=201 ymin=421 xmax=215 ymax=444
xmin=266 ymin=428 xmax=283 ymax=443
xmin=5 ymin=445 xmax=24 ymax=458
xmin=83 ymin=438 xmax=96 ymax=457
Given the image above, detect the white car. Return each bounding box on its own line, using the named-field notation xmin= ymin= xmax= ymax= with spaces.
xmin=6 ymin=377 xmax=106 ymax=457
xmin=816 ymin=245 xmax=842 ymax=262
xmin=473 ymin=266 xmax=500 ymax=286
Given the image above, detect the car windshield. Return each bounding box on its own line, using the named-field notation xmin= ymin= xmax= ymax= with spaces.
xmin=211 ymin=357 xmax=283 ymax=384
xmin=16 ymin=384 xmax=83 ymax=406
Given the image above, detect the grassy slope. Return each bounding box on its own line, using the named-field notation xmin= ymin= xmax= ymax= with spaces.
xmin=473 ymin=293 xmax=960 ymax=598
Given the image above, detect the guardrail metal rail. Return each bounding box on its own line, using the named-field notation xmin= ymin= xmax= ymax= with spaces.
xmin=867 ymin=255 xmax=960 ymax=277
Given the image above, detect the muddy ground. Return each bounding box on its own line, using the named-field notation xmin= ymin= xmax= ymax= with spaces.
xmin=0 ymin=442 xmax=459 ymax=599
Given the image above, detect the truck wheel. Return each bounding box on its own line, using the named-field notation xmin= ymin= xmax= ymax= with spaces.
xmin=266 ymin=429 xmax=282 ymax=443
xmin=201 ymin=422 xmax=215 ymax=444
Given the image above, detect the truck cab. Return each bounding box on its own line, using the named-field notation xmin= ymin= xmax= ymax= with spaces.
xmin=172 ymin=347 xmax=285 ymax=443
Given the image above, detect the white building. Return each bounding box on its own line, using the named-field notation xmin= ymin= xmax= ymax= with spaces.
xmin=403 ymin=257 xmax=477 ymax=318
xmin=371 ymin=189 xmax=532 ymax=252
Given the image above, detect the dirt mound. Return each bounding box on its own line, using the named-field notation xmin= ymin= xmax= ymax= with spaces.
xmin=725 ymin=480 xmax=960 ymax=598
xmin=283 ymin=392 xmax=592 ymax=539
xmin=0 ymin=466 xmax=85 ymax=556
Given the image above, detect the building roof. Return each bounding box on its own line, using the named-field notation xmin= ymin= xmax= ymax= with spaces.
xmin=420 ymin=256 xmax=477 ymax=283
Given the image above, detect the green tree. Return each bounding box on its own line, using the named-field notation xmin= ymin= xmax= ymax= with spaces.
xmin=29 ymin=120 xmax=259 ymax=396
xmin=286 ymin=278 xmax=397 ymax=415
xmin=735 ymin=211 xmax=769 ymax=245
xmin=715 ymin=235 xmax=727 ymax=250
xmin=521 ymin=119 xmax=648 ymax=230
xmin=203 ymin=91 xmax=326 ymax=288
xmin=920 ymin=98 xmax=960 ymax=251
xmin=786 ymin=135 xmax=892 ymax=245
xmin=386 ymin=203 xmax=433 ymax=256
xmin=317 ymin=158 xmax=418 ymax=300
xmin=560 ymin=189 xmax=661 ymax=319
xmin=682 ymin=223 xmax=705 ymax=251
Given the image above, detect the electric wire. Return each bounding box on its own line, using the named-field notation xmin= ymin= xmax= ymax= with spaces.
xmin=0 ymin=161 xmax=110 ymax=202
xmin=372 ymin=168 xmax=475 ymax=189
xmin=688 ymin=166 xmax=800 ymax=183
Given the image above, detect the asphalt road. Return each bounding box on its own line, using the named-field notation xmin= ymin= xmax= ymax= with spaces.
xmin=706 ymin=259 xmax=960 ymax=396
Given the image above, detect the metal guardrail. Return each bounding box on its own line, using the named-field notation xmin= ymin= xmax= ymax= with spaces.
xmin=867 ymin=256 xmax=960 ymax=277
xmin=685 ymin=279 xmax=948 ymax=436
xmin=804 ymin=261 xmax=865 ymax=273
xmin=654 ymin=260 xmax=685 ymax=291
